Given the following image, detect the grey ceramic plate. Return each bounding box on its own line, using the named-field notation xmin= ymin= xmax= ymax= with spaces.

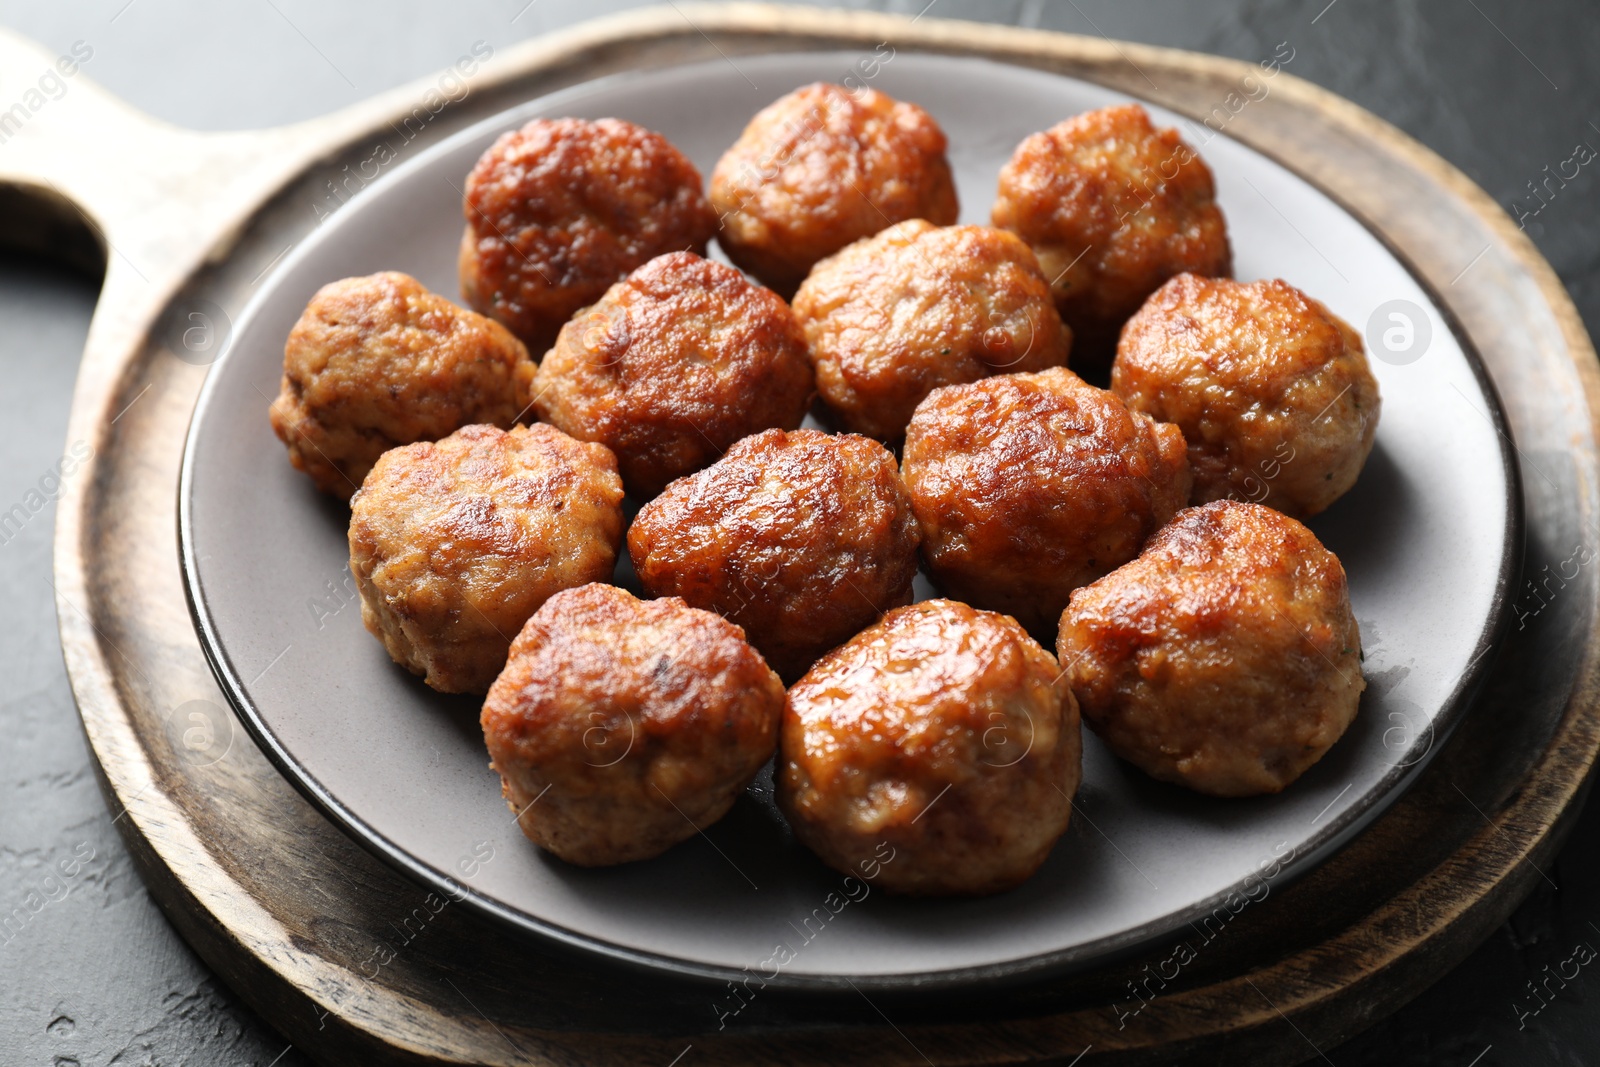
xmin=180 ymin=51 xmax=1520 ymax=990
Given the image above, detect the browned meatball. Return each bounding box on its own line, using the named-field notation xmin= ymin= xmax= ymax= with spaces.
xmin=778 ymin=599 xmax=1080 ymax=896
xmin=628 ymin=428 xmax=920 ymax=682
xmin=348 ymin=423 xmax=623 ymax=694
xmin=268 ymin=272 xmax=534 ymax=499
xmin=902 ymin=367 xmax=1190 ymax=634
xmin=993 ymin=104 xmax=1231 ymax=371
xmin=792 ymin=220 xmax=1073 ymax=440
xmin=533 ymin=251 xmax=815 ymax=497
xmin=1058 ymin=501 xmax=1364 ymax=796
xmin=1113 ymin=274 xmax=1381 ymax=518
xmin=481 ymin=583 xmax=785 ymax=866
xmin=459 ymin=117 xmax=717 ymax=353
xmin=711 ymin=83 xmax=959 ymax=294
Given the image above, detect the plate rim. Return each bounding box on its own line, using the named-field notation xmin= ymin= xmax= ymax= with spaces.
xmin=176 ymin=48 xmax=1526 ymax=993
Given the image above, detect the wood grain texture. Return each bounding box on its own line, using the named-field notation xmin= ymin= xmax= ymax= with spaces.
xmin=8 ymin=4 xmax=1597 ymax=1063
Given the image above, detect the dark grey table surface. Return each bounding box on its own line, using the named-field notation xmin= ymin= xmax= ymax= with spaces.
xmin=1 ymin=2 xmax=1597 ymax=1064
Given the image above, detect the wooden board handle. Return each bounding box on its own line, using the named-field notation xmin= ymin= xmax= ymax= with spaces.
xmin=0 ymin=27 xmax=319 ymax=390
xmin=0 ymin=29 xmax=171 ymax=210
xmin=0 ymin=27 xmax=293 ymax=285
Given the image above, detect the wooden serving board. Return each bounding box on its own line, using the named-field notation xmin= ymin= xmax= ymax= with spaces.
xmin=14 ymin=5 xmax=1599 ymax=1064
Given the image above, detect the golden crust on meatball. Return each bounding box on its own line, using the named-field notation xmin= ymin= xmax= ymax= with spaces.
xmin=533 ymin=251 xmax=815 ymax=497
xmin=1058 ymin=500 xmax=1364 ymax=797
xmin=348 ymin=423 xmax=623 ymax=694
xmin=711 ymin=83 xmax=959 ymax=294
xmin=481 ymin=583 xmax=785 ymax=866
xmin=792 ymin=220 xmax=1073 ymax=440
xmin=268 ymin=272 xmax=534 ymax=500
xmin=778 ymin=599 xmax=1080 ymax=896
xmin=1113 ymin=274 xmax=1381 ymax=518
xmin=993 ymin=104 xmax=1231 ymax=366
xmin=459 ymin=117 xmax=717 ymax=353
xmin=628 ymin=428 xmax=920 ymax=682
xmin=902 ymin=366 xmax=1191 ymax=635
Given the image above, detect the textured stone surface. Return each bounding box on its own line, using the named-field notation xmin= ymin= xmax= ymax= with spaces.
xmin=0 ymin=1 xmax=1595 ymax=1064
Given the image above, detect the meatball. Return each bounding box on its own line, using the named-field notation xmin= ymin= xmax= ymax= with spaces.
xmin=1058 ymin=500 xmax=1364 ymax=796
xmin=268 ymin=272 xmax=534 ymax=499
xmin=902 ymin=366 xmax=1191 ymax=635
xmin=533 ymin=251 xmax=814 ymax=497
xmin=711 ymin=83 xmax=959 ymax=294
xmin=993 ymin=104 xmax=1231 ymax=371
xmin=1113 ymin=274 xmax=1381 ymax=518
xmin=481 ymin=583 xmax=784 ymax=866
xmin=792 ymin=221 xmax=1074 ymax=440
xmin=348 ymin=423 xmax=623 ymax=694
xmin=629 ymin=428 xmax=920 ymax=681
xmin=459 ymin=117 xmax=717 ymax=353
xmin=778 ymin=599 xmax=1080 ymax=896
